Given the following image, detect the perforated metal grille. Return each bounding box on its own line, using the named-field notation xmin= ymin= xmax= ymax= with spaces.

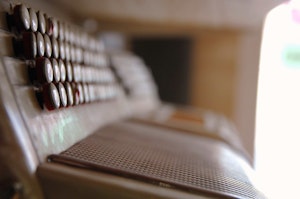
xmin=50 ymin=122 xmax=265 ymax=199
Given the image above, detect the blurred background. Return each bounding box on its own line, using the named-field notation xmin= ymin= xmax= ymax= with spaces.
xmin=47 ymin=0 xmax=285 ymax=159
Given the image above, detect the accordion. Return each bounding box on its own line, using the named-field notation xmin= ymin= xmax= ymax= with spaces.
xmin=0 ymin=1 xmax=265 ymax=198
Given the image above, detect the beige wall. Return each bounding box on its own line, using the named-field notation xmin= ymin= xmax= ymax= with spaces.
xmin=190 ymin=31 xmax=238 ymax=119
xmin=234 ymin=32 xmax=261 ymax=159
xmin=189 ymin=30 xmax=261 ymax=158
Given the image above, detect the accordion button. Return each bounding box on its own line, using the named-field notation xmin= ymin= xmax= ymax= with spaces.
xmin=64 ymin=82 xmax=73 ymax=106
xmin=29 ymin=8 xmax=38 ymax=32
xmin=36 ymin=57 xmax=53 ymax=83
xmin=97 ymin=40 xmax=105 ymax=52
xmin=58 ymin=21 xmax=65 ymax=41
xmin=89 ymin=85 xmax=96 ymax=102
xmin=50 ymin=18 xmax=58 ymax=38
xmin=58 ymin=83 xmax=67 ymax=107
xmin=20 ymin=32 xmax=37 ymax=59
xmin=81 ymin=67 xmax=86 ymax=83
xmin=51 ymin=59 xmax=60 ymax=82
xmin=77 ymin=83 xmax=84 ymax=104
xmin=64 ymin=24 xmax=70 ymax=42
xmin=51 ymin=37 xmax=59 ymax=58
xmin=76 ymin=47 xmax=83 ymax=63
xmin=46 ymin=17 xmax=52 ymax=35
xmin=59 ymin=59 xmax=66 ymax=82
xmin=83 ymin=83 xmax=90 ymax=103
xmin=84 ymin=67 xmax=91 ymax=83
xmin=36 ymin=32 xmax=45 ymax=57
xmin=44 ymin=34 xmax=52 ymax=57
xmin=43 ymin=83 xmax=60 ymax=110
xmin=65 ymin=42 xmax=70 ymax=61
xmin=59 ymin=40 xmax=65 ymax=60
xmin=37 ymin=11 xmax=46 ymax=34
xmin=71 ymin=83 xmax=80 ymax=105
xmin=13 ymin=4 xmax=30 ymax=31
xmin=70 ymin=45 xmax=76 ymax=62
xmin=73 ymin=64 xmax=81 ymax=82
xmin=69 ymin=26 xmax=75 ymax=44
xmin=65 ymin=61 xmax=73 ymax=82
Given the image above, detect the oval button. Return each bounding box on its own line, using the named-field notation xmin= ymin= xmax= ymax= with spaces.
xmin=51 ymin=58 xmax=60 ymax=82
xmin=73 ymin=64 xmax=81 ymax=82
xmin=71 ymin=82 xmax=80 ymax=105
xmin=51 ymin=37 xmax=59 ymax=59
xmin=77 ymin=83 xmax=84 ymax=104
xmin=59 ymin=59 xmax=66 ymax=82
xmin=13 ymin=4 xmax=30 ymax=31
xmin=75 ymin=47 xmax=83 ymax=63
xmin=36 ymin=32 xmax=45 ymax=57
xmin=58 ymin=82 xmax=67 ymax=107
xmin=43 ymin=83 xmax=60 ymax=110
xmin=83 ymin=83 xmax=90 ymax=103
xmin=22 ymin=32 xmax=37 ymax=59
xmin=36 ymin=57 xmax=53 ymax=83
xmin=49 ymin=18 xmax=58 ymax=38
xmin=59 ymin=40 xmax=65 ymax=60
xmin=65 ymin=61 xmax=73 ymax=82
xmin=37 ymin=11 xmax=46 ymax=34
xmin=58 ymin=21 xmax=65 ymax=41
xmin=44 ymin=34 xmax=52 ymax=57
xmin=64 ymin=82 xmax=73 ymax=106
xmin=70 ymin=45 xmax=76 ymax=62
xmin=29 ymin=8 xmax=38 ymax=32
xmin=65 ymin=42 xmax=70 ymax=61
xmin=64 ymin=24 xmax=70 ymax=42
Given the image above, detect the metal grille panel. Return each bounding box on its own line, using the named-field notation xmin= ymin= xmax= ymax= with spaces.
xmin=49 ymin=122 xmax=265 ymax=199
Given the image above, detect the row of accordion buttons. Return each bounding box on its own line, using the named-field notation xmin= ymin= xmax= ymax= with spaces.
xmin=41 ymin=82 xmax=119 ymax=110
xmin=30 ymin=57 xmax=114 ymax=84
xmin=9 ymin=4 xmax=104 ymax=51
xmin=7 ymin=3 xmax=120 ymax=111
xmin=13 ymin=31 xmax=107 ymax=66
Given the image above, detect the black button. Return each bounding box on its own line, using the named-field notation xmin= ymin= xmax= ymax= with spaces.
xmin=43 ymin=83 xmax=60 ymax=110
xmin=65 ymin=61 xmax=73 ymax=82
xmin=36 ymin=57 xmax=53 ymax=83
xmin=16 ymin=32 xmax=37 ymax=59
xmin=36 ymin=32 xmax=45 ymax=57
xmin=13 ymin=4 xmax=30 ymax=31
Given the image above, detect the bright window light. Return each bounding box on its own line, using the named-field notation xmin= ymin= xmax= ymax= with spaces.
xmin=255 ymin=1 xmax=300 ymax=198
